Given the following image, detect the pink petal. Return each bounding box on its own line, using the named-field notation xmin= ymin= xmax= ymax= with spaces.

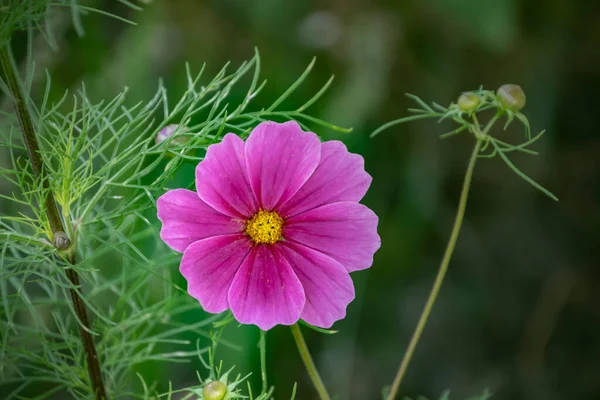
xmin=180 ymin=234 xmax=252 ymax=314
xmin=157 ymin=189 xmax=245 ymax=252
xmin=196 ymin=133 xmax=259 ymax=218
xmin=228 ymin=244 xmax=305 ymax=330
xmin=278 ymin=140 xmax=372 ymax=218
xmin=276 ymin=242 xmax=355 ymax=328
xmin=245 ymin=121 xmax=321 ymax=211
xmin=284 ymin=201 xmax=380 ymax=272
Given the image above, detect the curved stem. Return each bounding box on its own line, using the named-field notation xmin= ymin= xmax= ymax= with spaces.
xmin=0 ymin=44 xmax=107 ymax=400
xmin=290 ymin=324 xmax=331 ymax=400
xmin=386 ymin=138 xmax=483 ymax=400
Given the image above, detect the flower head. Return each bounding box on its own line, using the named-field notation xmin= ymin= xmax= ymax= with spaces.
xmin=157 ymin=121 xmax=380 ymax=330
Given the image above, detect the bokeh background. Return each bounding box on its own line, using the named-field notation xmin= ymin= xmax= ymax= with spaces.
xmin=5 ymin=0 xmax=600 ymax=399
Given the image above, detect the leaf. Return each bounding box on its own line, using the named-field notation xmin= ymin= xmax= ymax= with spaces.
xmin=492 ymin=142 xmax=558 ymax=201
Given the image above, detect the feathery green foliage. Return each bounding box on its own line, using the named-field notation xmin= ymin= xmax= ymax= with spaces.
xmin=0 ymin=0 xmax=139 ymax=49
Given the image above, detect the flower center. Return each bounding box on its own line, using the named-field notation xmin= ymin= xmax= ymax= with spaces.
xmin=245 ymin=210 xmax=283 ymax=245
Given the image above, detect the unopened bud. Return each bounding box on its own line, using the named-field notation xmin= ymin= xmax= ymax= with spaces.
xmin=202 ymin=381 xmax=227 ymax=400
xmin=497 ymin=84 xmax=526 ymax=111
xmin=457 ymin=92 xmax=480 ymax=112
xmin=155 ymin=124 xmax=188 ymax=146
xmin=53 ymin=231 xmax=71 ymax=250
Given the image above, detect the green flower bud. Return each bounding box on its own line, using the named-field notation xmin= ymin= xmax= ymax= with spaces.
xmin=202 ymin=381 xmax=227 ymax=400
xmin=497 ymin=84 xmax=526 ymax=111
xmin=457 ymin=92 xmax=480 ymax=112
xmin=155 ymin=124 xmax=188 ymax=146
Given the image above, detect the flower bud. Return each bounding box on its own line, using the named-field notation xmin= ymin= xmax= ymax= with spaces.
xmin=53 ymin=231 xmax=71 ymax=250
xmin=202 ymin=381 xmax=227 ymax=400
xmin=155 ymin=124 xmax=187 ymax=146
xmin=457 ymin=92 xmax=480 ymax=112
xmin=497 ymin=84 xmax=526 ymax=111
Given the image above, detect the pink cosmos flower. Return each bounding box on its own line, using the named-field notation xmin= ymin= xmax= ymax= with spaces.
xmin=157 ymin=121 xmax=380 ymax=330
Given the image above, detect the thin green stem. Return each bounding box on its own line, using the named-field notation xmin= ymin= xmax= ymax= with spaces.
xmin=290 ymin=324 xmax=331 ymax=400
xmin=259 ymin=330 xmax=267 ymax=395
xmin=0 ymin=43 xmax=107 ymax=400
xmin=386 ymin=138 xmax=483 ymax=400
xmin=481 ymin=111 xmax=501 ymax=136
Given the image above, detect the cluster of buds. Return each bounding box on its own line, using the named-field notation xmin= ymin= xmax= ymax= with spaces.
xmin=370 ymin=83 xmax=556 ymax=200
xmin=457 ymin=84 xmax=526 ymax=113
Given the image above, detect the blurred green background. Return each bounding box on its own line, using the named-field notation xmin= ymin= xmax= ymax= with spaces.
xmin=6 ymin=0 xmax=600 ymax=399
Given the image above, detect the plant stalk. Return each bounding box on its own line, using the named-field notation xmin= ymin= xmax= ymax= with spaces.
xmin=290 ymin=324 xmax=331 ymax=400
xmin=386 ymin=138 xmax=483 ymax=400
xmin=0 ymin=44 xmax=108 ymax=400
xmin=259 ymin=329 xmax=268 ymax=394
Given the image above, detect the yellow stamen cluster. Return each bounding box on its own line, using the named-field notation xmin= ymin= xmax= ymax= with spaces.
xmin=245 ymin=210 xmax=283 ymax=245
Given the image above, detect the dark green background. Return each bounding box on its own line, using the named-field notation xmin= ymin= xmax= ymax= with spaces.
xmin=8 ymin=0 xmax=600 ymax=399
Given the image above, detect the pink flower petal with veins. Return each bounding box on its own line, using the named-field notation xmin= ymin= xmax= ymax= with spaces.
xmin=180 ymin=234 xmax=252 ymax=314
xmin=157 ymin=189 xmax=244 ymax=252
xmin=245 ymin=121 xmax=321 ymax=211
xmin=275 ymin=242 xmax=355 ymax=328
xmin=278 ymin=140 xmax=372 ymax=218
xmin=196 ymin=133 xmax=258 ymax=218
xmin=228 ymin=245 xmax=305 ymax=330
xmin=284 ymin=201 xmax=380 ymax=272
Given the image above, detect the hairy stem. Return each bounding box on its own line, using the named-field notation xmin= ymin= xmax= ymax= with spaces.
xmin=290 ymin=324 xmax=331 ymax=400
xmin=386 ymin=138 xmax=483 ymax=400
xmin=0 ymin=44 xmax=108 ymax=400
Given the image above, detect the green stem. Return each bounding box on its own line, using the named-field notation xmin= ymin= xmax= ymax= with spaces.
xmin=290 ymin=324 xmax=331 ymax=400
xmin=259 ymin=329 xmax=267 ymax=395
xmin=0 ymin=44 xmax=108 ymax=400
xmin=481 ymin=112 xmax=501 ymax=137
xmin=386 ymin=138 xmax=483 ymax=400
